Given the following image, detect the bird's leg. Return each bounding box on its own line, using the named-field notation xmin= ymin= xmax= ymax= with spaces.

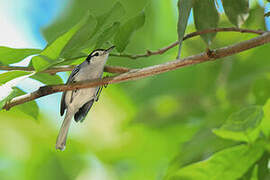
xmin=104 ymin=75 xmax=109 ymax=88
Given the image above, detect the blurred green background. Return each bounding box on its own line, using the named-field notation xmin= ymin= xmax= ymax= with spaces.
xmin=1 ymin=0 xmax=270 ymax=179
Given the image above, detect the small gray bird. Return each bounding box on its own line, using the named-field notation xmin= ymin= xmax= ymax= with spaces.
xmin=56 ymin=46 xmax=115 ymax=150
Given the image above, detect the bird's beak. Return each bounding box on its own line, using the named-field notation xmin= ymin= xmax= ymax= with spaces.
xmin=105 ymin=45 xmax=115 ymax=54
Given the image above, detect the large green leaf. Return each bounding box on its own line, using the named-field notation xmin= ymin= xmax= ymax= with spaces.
xmin=177 ymin=0 xmax=192 ymax=58
xmin=32 ymin=13 xmax=90 ymax=72
xmin=82 ymin=2 xmax=125 ymax=50
xmin=222 ymin=0 xmax=249 ymax=27
xmin=167 ymin=143 xmax=264 ymax=180
xmin=114 ymin=11 xmax=145 ymax=52
xmin=0 ymin=71 xmax=32 ymax=85
xmin=213 ymin=106 xmax=263 ymax=142
xmin=30 ymin=73 xmax=63 ymax=85
xmin=61 ymin=2 xmax=125 ymax=58
xmin=193 ymin=0 xmax=219 ymax=45
xmin=0 ymin=47 xmax=41 ymax=65
xmin=59 ymin=14 xmax=97 ymax=59
xmin=11 ymin=88 xmax=39 ymax=120
xmin=93 ymin=2 xmax=125 ymax=36
xmin=95 ymin=22 xmax=120 ymax=48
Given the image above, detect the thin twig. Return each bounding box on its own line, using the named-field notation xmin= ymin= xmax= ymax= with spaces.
xmin=3 ymin=31 xmax=270 ymax=110
xmin=110 ymin=27 xmax=265 ymax=59
xmin=0 ymin=65 xmax=130 ymax=74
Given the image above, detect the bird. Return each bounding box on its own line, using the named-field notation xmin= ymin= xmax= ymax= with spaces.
xmin=56 ymin=46 xmax=115 ymax=151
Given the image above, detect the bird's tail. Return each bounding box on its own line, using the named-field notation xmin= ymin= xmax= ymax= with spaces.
xmin=56 ymin=109 xmax=73 ymax=151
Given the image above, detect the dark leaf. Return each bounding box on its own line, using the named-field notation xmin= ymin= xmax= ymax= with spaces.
xmin=114 ymin=11 xmax=145 ymax=52
xmin=222 ymin=0 xmax=249 ymax=27
xmin=193 ymin=0 xmax=219 ymax=45
xmin=95 ymin=22 xmax=120 ymax=48
xmin=177 ymin=0 xmax=192 ymax=58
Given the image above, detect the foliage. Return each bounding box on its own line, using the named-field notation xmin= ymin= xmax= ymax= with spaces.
xmin=0 ymin=0 xmax=270 ymax=180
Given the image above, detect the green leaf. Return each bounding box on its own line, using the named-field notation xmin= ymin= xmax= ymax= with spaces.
xmin=222 ymin=0 xmax=249 ymax=27
xmin=60 ymin=14 xmax=97 ymax=59
xmin=0 ymin=71 xmax=32 ymax=85
xmin=12 ymin=88 xmax=39 ymax=120
xmin=260 ymin=99 xmax=270 ymax=137
xmin=95 ymin=22 xmax=120 ymax=48
xmin=83 ymin=2 xmax=125 ymax=51
xmin=32 ymin=13 xmax=90 ymax=72
xmin=193 ymin=0 xmax=219 ymax=45
xmin=177 ymin=0 xmax=192 ymax=58
xmin=30 ymin=73 xmax=63 ymax=85
xmin=213 ymin=106 xmax=263 ymax=142
xmin=114 ymin=11 xmax=145 ymax=52
xmin=94 ymin=2 xmax=125 ymax=35
xmin=0 ymin=47 xmax=41 ymax=65
xmin=250 ymin=165 xmax=258 ymax=180
xmin=167 ymin=143 xmax=264 ymax=180
xmin=61 ymin=2 xmax=125 ymax=58
xmin=0 ymin=71 xmax=34 ymax=110
xmin=31 ymin=55 xmax=57 ymax=72
xmin=0 ymin=87 xmax=20 ymax=109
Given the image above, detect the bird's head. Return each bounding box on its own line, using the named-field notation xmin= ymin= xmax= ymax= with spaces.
xmin=86 ymin=46 xmax=115 ymax=63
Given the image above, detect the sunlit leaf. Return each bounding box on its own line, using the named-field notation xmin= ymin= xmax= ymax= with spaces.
xmin=193 ymin=0 xmax=219 ymax=45
xmin=31 ymin=55 xmax=56 ymax=72
xmin=167 ymin=143 xmax=264 ymax=180
xmin=213 ymin=106 xmax=263 ymax=142
xmin=0 ymin=47 xmax=41 ymax=65
xmin=32 ymin=13 xmax=90 ymax=72
xmin=0 ymin=71 xmax=32 ymax=85
xmin=222 ymin=0 xmax=249 ymax=27
xmin=95 ymin=22 xmax=120 ymax=48
xmin=30 ymin=73 xmax=63 ymax=85
xmin=177 ymin=0 xmax=192 ymax=58
xmin=114 ymin=11 xmax=145 ymax=52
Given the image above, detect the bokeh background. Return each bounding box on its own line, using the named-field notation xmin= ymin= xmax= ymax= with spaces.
xmin=0 ymin=0 xmax=270 ymax=179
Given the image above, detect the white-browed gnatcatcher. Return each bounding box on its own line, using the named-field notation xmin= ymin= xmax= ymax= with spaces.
xmin=56 ymin=46 xmax=115 ymax=150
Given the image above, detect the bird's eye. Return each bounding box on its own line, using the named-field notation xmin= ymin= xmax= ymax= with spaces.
xmin=94 ymin=52 xmax=99 ymax=56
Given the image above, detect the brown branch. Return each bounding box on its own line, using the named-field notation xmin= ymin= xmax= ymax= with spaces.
xmin=0 ymin=65 xmax=130 ymax=74
xmin=3 ymin=31 xmax=270 ymax=111
xmin=110 ymin=27 xmax=265 ymax=59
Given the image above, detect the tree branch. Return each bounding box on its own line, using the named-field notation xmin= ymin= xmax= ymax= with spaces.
xmin=3 ymin=31 xmax=270 ymax=111
xmin=110 ymin=27 xmax=265 ymax=59
xmin=0 ymin=27 xmax=264 ymax=74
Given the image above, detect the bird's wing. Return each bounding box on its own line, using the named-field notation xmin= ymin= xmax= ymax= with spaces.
xmin=74 ymin=99 xmax=95 ymax=122
xmin=60 ymin=65 xmax=80 ymax=116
